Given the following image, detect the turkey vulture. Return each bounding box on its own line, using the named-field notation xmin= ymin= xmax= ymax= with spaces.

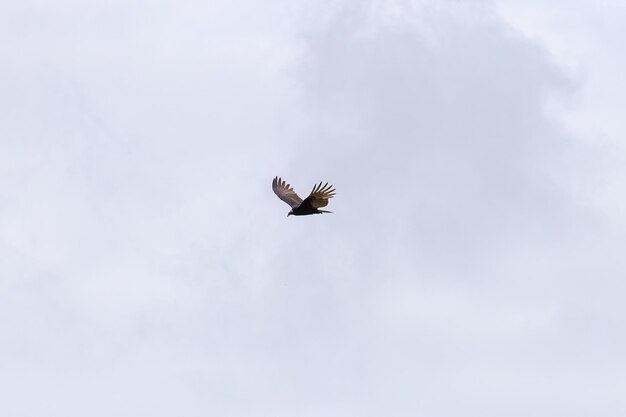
xmin=272 ymin=176 xmax=336 ymax=216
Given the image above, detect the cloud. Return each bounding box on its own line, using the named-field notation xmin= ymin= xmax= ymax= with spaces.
xmin=1 ymin=1 xmax=625 ymax=416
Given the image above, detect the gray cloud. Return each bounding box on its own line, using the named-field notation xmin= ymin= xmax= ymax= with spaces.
xmin=1 ymin=1 xmax=624 ymax=416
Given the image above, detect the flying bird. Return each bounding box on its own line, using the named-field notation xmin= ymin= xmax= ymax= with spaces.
xmin=272 ymin=176 xmax=336 ymax=216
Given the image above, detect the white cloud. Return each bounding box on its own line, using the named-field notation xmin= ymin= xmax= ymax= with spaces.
xmin=1 ymin=1 xmax=625 ymax=416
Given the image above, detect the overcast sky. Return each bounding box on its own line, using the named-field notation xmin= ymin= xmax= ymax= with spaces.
xmin=1 ymin=1 xmax=625 ymax=416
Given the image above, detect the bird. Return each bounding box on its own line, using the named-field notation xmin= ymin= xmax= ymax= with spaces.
xmin=272 ymin=176 xmax=336 ymax=216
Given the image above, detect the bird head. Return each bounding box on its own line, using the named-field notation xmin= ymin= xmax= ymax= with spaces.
xmin=287 ymin=210 xmax=293 ymax=217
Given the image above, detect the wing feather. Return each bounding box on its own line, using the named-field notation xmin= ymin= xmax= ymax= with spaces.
xmin=272 ymin=176 xmax=303 ymax=209
xmin=303 ymin=180 xmax=336 ymax=209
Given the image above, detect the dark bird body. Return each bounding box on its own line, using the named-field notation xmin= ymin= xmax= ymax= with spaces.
xmin=272 ymin=176 xmax=336 ymax=216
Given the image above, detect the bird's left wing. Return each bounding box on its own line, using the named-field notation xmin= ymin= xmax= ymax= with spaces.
xmin=272 ymin=176 xmax=303 ymax=208
xmin=302 ymin=181 xmax=336 ymax=208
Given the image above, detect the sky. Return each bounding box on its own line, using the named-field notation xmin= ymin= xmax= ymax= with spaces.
xmin=1 ymin=0 xmax=625 ymax=416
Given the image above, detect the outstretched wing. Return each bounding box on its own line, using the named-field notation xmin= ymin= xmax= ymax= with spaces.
xmin=301 ymin=181 xmax=336 ymax=209
xmin=272 ymin=176 xmax=303 ymax=209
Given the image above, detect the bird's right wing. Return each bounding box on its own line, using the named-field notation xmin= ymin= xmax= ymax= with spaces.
xmin=303 ymin=181 xmax=336 ymax=208
xmin=272 ymin=176 xmax=303 ymax=208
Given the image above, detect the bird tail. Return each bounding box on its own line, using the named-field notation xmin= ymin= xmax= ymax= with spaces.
xmin=318 ymin=209 xmax=333 ymax=214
